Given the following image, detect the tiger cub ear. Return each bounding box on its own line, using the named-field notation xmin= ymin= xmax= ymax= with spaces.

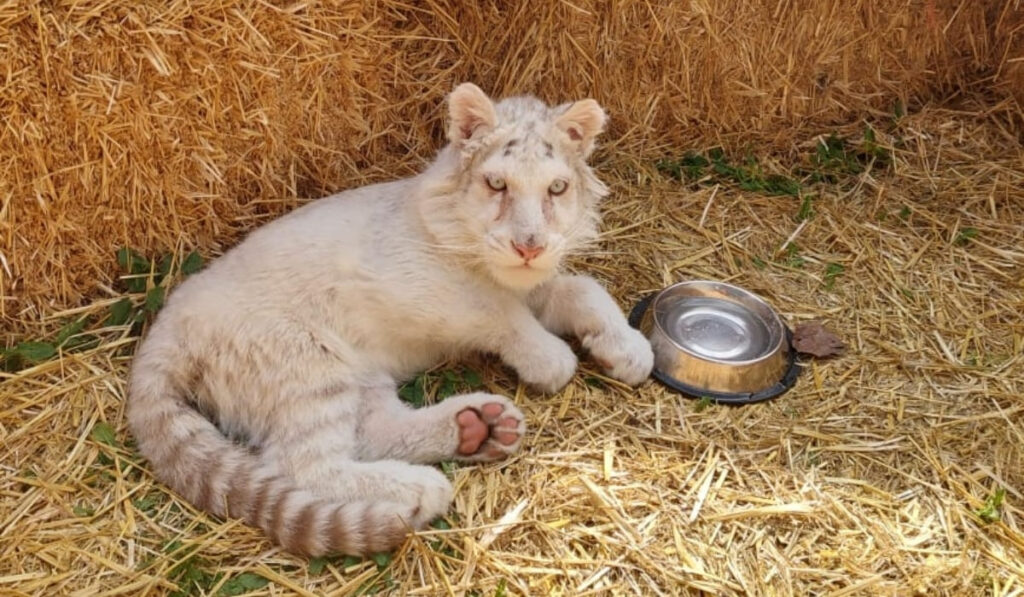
xmin=447 ymin=83 xmax=497 ymax=144
xmin=555 ymin=99 xmax=606 ymax=158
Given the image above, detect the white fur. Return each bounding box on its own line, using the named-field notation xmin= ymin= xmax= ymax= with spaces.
xmin=126 ymin=83 xmax=654 ymax=555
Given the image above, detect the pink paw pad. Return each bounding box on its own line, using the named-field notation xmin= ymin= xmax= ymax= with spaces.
xmin=455 ymin=403 xmax=521 ymax=458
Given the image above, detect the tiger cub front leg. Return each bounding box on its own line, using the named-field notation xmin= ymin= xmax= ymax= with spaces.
xmin=485 ymin=305 xmax=579 ymax=393
xmin=529 ymin=275 xmax=653 ymax=386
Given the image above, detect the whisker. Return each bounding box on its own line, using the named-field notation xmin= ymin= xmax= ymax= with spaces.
xmin=405 ymin=239 xmax=480 ymax=253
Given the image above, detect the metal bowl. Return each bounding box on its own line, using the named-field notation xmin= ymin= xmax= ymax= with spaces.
xmin=629 ymin=280 xmax=800 ymax=404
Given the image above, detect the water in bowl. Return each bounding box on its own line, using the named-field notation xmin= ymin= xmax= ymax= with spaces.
xmin=658 ymin=296 xmax=772 ymax=362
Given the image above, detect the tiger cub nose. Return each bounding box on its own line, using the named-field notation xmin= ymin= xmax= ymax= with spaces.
xmin=511 ymin=240 xmax=545 ymax=261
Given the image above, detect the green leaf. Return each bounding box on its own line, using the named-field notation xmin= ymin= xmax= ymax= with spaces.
xmin=169 ymin=561 xmax=218 ymax=597
xmin=438 ymin=370 xmax=458 ymax=399
xmin=133 ymin=495 xmax=159 ymax=514
xmin=126 ymin=276 xmax=148 ymax=294
xmin=117 ymin=247 xmax=151 ymax=275
xmin=955 ymin=227 xmax=979 ymax=246
xmin=426 ymin=518 xmax=455 ymax=555
xmin=811 ymin=133 xmax=865 ymax=177
xmin=181 ymin=250 xmax=203 ymax=275
xmin=751 ymin=256 xmax=767 ymax=270
xmin=680 ymin=153 xmax=710 ymax=179
xmin=823 ymin=263 xmax=846 ymax=290
xmin=694 ymin=396 xmax=713 ymax=412
xmin=156 ymin=253 xmax=174 ymax=284
xmin=796 ymin=195 xmax=814 ymax=222
xmin=370 ymin=552 xmax=392 ymax=570
xmin=108 ymin=298 xmax=133 ymax=326
xmin=655 ymin=158 xmax=682 ymax=180
xmin=341 ymin=555 xmax=363 ymax=569
xmin=863 ymin=125 xmax=877 ymax=144
xmin=218 ymin=572 xmax=269 ymax=596
xmin=0 ymin=351 xmax=24 ymax=372
xmin=463 ymin=369 xmax=483 ymax=388
xmin=762 ymin=174 xmax=801 ymax=197
xmin=91 ymin=421 xmax=118 ymax=446
xmin=129 ymin=251 xmax=151 ymax=275
xmin=72 ymin=504 xmax=95 ymax=517
xmin=355 ymin=569 xmax=394 ymax=597
xmin=12 ymin=341 xmax=58 ymax=363
xmin=779 ymin=243 xmax=806 ymax=269
xmin=55 ymin=317 xmax=89 ymax=347
xmin=145 ymin=286 xmax=166 ymax=313
xmin=115 ymin=247 xmax=133 ymax=271
xmin=162 ymin=539 xmax=184 ymax=554
xmin=495 ymin=578 xmax=508 ymax=597
xmin=739 ymin=179 xmax=764 ymax=192
xmin=781 ymin=243 xmax=805 ymax=268
xmin=163 ymin=541 xmax=219 ymax=597
xmin=64 ymin=333 xmax=99 ymax=352
xmin=975 ymin=488 xmax=1006 ymax=524
xmin=398 ymin=375 xmax=426 ymax=407
xmin=656 ymin=152 xmax=710 ymax=182
xmin=308 ymin=557 xmax=329 ymax=576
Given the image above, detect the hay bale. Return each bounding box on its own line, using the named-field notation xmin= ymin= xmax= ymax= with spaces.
xmin=0 ymin=0 xmax=1019 ymax=325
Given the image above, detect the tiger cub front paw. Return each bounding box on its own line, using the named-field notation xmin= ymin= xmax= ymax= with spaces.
xmin=584 ymin=325 xmax=654 ymax=386
xmin=513 ymin=334 xmax=578 ymax=393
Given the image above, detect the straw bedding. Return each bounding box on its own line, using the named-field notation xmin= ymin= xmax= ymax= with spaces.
xmin=2 ymin=1 xmax=1023 ymax=595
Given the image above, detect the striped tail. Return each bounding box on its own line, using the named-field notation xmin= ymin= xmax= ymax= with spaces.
xmin=126 ymin=343 xmax=420 ymax=556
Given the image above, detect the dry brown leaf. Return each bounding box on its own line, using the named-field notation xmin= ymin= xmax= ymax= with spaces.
xmin=792 ymin=321 xmax=845 ymax=358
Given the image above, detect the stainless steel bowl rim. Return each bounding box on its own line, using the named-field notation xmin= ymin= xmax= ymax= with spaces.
xmin=627 ymin=286 xmax=802 ymax=405
xmin=648 ymin=280 xmax=786 ymax=366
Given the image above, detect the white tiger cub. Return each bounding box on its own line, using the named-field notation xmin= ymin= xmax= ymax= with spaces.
xmin=127 ymin=83 xmax=654 ymax=556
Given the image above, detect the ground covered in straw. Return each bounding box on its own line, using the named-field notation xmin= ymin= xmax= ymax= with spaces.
xmin=2 ymin=104 xmax=1023 ymax=595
